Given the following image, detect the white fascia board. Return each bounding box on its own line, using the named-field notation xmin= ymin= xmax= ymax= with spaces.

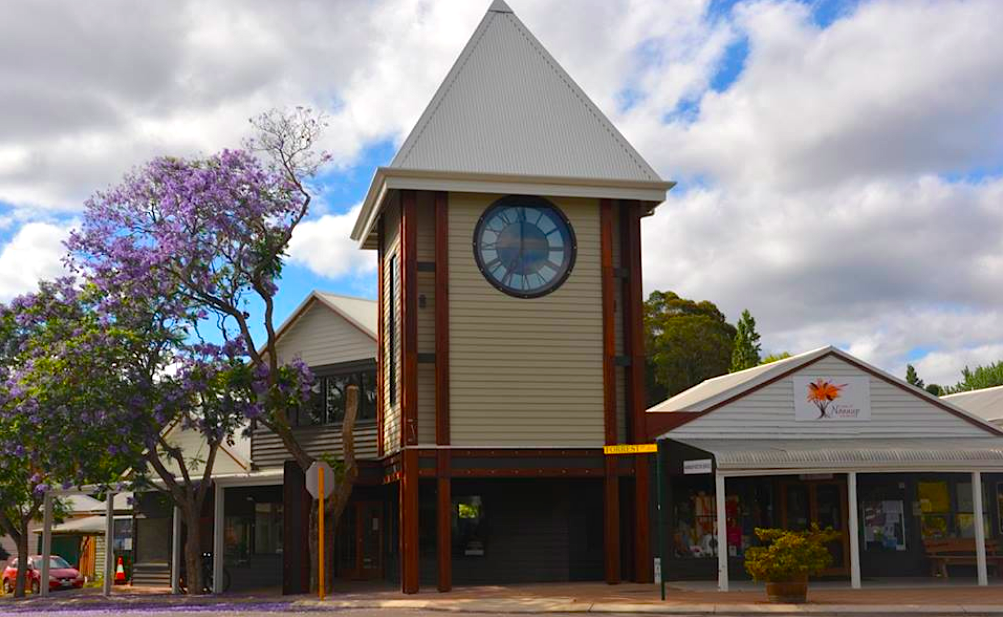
xmin=352 ymin=167 xmax=674 ymax=248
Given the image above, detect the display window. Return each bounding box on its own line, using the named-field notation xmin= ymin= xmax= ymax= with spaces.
xmin=918 ymin=477 xmax=989 ymax=540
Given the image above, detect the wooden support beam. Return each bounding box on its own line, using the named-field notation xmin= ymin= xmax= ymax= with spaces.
xmin=604 ymin=457 xmax=621 ymax=584
xmin=401 ymin=190 xmax=419 ymax=446
xmin=400 ymin=448 xmax=420 ymax=594
xmin=620 ymin=201 xmax=652 ymax=583
xmin=437 ymin=451 xmax=452 ymax=592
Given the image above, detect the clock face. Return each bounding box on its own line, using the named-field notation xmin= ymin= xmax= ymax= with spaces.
xmin=473 ymin=196 xmax=577 ymax=298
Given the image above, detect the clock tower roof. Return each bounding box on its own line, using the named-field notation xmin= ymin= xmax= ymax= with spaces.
xmin=352 ymin=0 xmax=673 ymax=248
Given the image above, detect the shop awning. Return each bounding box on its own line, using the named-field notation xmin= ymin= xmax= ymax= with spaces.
xmin=666 ymin=437 xmax=1003 ymax=474
xmin=32 ymin=515 xmax=132 ymax=536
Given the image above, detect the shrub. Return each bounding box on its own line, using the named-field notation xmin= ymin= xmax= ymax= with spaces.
xmin=744 ymin=524 xmax=841 ymax=582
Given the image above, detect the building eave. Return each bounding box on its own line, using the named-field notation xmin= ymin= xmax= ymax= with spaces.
xmin=352 ymin=166 xmax=675 ymax=249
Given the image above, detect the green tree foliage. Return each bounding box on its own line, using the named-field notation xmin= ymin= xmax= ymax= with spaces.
xmin=925 ymin=383 xmax=943 ymax=396
xmin=905 ymin=364 xmax=924 ymax=388
xmin=761 ymin=352 xmax=792 ymax=365
xmin=0 ymin=281 xmax=129 ymax=597
xmin=644 ymin=291 xmax=737 ymax=404
xmin=730 ymin=309 xmax=762 ymax=372
xmin=943 ymin=361 xmax=1003 ymax=394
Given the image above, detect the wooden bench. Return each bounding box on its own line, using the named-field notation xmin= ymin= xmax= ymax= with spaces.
xmin=924 ymin=538 xmax=1003 ymax=578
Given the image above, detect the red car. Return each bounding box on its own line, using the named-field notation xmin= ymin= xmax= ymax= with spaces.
xmin=2 ymin=555 xmax=83 ymax=594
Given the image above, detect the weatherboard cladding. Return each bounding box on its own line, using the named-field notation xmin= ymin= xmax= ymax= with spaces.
xmin=447 ymin=192 xmax=604 ymax=447
xmin=390 ymin=6 xmax=660 ymax=183
xmin=274 ymin=299 xmax=376 ymax=368
xmin=666 ymin=355 xmax=995 ymax=440
xmin=382 ymin=198 xmax=403 ymax=454
xmin=251 ymin=423 xmax=379 ymax=468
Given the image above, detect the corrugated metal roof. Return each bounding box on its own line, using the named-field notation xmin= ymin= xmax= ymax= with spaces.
xmin=943 ymin=386 xmax=1003 ymax=424
xmin=669 ymin=437 xmax=1003 ymax=472
xmin=648 ymin=346 xmax=832 ymax=413
xmin=390 ymin=2 xmax=662 ymax=183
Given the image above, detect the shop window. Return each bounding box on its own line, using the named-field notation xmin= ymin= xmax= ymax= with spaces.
xmin=673 ymin=478 xmax=772 ymax=559
xmin=860 ymin=481 xmax=907 ymax=551
xmin=918 ymin=477 xmax=989 ymax=540
xmin=673 ymin=478 xmax=717 ymax=559
xmin=254 ymin=503 xmax=283 ymax=554
xmin=453 ymin=496 xmax=485 ymax=557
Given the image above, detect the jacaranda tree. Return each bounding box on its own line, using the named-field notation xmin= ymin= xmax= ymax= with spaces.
xmin=0 ymin=280 xmax=131 ymax=597
xmin=67 ymin=108 xmax=357 ymax=593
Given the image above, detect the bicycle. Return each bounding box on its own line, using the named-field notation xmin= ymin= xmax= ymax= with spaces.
xmin=177 ymin=552 xmax=231 ymax=594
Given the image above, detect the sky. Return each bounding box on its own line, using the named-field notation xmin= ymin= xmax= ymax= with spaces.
xmin=1 ymin=0 xmax=1002 ymax=388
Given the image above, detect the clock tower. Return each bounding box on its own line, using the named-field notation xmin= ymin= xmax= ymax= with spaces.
xmin=352 ymin=0 xmax=673 ymax=593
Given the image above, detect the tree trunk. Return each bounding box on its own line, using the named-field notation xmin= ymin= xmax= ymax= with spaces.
xmin=15 ymin=520 xmax=28 ymax=597
xmin=183 ymin=508 xmax=205 ymax=595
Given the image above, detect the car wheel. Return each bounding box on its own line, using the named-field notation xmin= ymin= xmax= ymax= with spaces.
xmin=3 ymin=579 xmax=12 ymax=595
xmin=30 ymin=579 xmax=40 ymax=595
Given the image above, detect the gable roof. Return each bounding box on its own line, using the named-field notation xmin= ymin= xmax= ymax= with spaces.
xmin=649 ymin=346 xmax=831 ymax=413
xmin=648 ymin=345 xmax=1002 ymax=438
xmin=352 ymin=1 xmax=674 ymax=248
xmin=943 ymin=385 xmax=1003 ymax=424
xmin=391 ymin=1 xmax=662 ymax=183
xmin=271 ymin=291 xmax=377 ymax=347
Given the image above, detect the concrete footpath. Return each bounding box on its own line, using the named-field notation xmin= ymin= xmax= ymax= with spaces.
xmin=6 ymin=581 xmax=1003 ymax=615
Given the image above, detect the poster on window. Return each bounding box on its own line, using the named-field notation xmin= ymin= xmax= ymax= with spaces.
xmin=793 ymin=375 xmax=871 ymax=422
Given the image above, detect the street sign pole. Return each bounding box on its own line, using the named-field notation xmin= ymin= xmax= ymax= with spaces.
xmin=318 ymin=467 xmax=325 ymax=601
xmin=656 ymin=441 xmax=666 ymax=601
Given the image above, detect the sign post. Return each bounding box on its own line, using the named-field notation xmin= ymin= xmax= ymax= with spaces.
xmin=305 ymin=461 xmax=335 ymax=600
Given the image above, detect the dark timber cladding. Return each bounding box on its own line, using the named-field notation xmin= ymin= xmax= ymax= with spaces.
xmin=600 ymin=198 xmax=620 ymax=584
xmin=399 ymin=189 xmax=420 ymax=594
xmin=621 ymin=200 xmax=652 ymax=583
xmin=282 ymin=461 xmax=311 ymax=594
xmin=434 ymin=190 xmax=452 ymax=592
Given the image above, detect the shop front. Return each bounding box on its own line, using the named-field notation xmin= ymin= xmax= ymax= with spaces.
xmin=648 ymin=346 xmax=1003 ymax=590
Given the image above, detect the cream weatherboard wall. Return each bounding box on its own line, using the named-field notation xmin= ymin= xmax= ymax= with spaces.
xmin=382 ymin=198 xmax=403 ymax=454
xmin=253 ymin=298 xmax=379 ymax=466
xmin=446 ymin=192 xmax=604 ymax=447
xmin=416 ymin=191 xmax=437 ymax=445
xmin=275 ymin=299 xmax=375 ymax=367
xmin=669 ymin=355 xmax=995 ymax=440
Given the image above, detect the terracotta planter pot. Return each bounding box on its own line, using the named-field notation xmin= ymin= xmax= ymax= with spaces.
xmin=764 ymin=575 xmax=808 ymax=603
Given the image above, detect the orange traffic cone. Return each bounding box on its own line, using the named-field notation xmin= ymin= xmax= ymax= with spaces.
xmin=115 ymin=556 xmax=126 ymax=585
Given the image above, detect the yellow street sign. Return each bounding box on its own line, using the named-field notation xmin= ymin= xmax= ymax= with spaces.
xmin=603 ymin=443 xmax=657 ymax=455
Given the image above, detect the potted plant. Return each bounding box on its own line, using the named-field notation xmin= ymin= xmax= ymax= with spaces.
xmin=743 ymin=524 xmax=840 ymax=603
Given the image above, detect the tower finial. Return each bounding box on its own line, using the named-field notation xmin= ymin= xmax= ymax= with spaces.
xmin=488 ymin=0 xmax=513 ymax=13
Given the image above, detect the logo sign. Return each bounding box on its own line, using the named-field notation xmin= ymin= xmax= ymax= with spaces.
xmin=603 ymin=443 xmax=657 ymax=455
xmin=683 ymin=459 xmax=713 ymax=475
xmin=793 ymin=375 xmax=871 ymax=422
xmin=305 ymin=461 xmax=336 ymax=499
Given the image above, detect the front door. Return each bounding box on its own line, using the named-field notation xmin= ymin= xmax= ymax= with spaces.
xmin=780 ymin=479 xmax=850 ymax=577
xmin=336 ymin=501 xmax=383 ymax=580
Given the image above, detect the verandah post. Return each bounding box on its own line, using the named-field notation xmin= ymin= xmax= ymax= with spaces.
xmin=171 ymin=506 xmax=181 ymax=594
xmin=848 ymin=471 xmax=861 ymax=589
xmin=40 ymin=491 xmax=53 ymax=597
xmin=715 ymin=472 xmax=728 ymax=592
xmin=973 ymin=471 xmax=988 ymax=586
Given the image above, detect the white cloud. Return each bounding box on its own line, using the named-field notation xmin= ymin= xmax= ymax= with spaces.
xmin=287 ymin=205 xmax=376 ymax=280
xmin=0 ymin=222 xmax=72 ymax=302
xmin=2 ymin=0 xmax=1003 ymax=387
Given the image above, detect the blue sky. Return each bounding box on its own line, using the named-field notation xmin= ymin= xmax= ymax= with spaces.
xmin=1 ymin=0 xmax=1002 ymax=387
